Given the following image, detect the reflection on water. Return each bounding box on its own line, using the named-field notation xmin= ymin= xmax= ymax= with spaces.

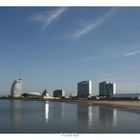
xmin=77 ymin=105 xmax=94 ymax=130
xmin=48 ymin=102 xmax=63 ymax=123
xmin=10 ymin=100 xmax=21 ymax=129
xmin=88 ymin=106 xmax=93 ymax=128
xmin=98 ymin=106 xmax=117 ymax=128
xmin=113 ymin=109 xmax=117 ymax=127
xmin=61 ymin=102 xmax=65 ymax=120
xmin=0 ymin=100 xmax=139 ymax=133
xmin=45 ymin=101 xmax=49 ymax=123
xmin=44 ymin=102 xmax=119 ymax=131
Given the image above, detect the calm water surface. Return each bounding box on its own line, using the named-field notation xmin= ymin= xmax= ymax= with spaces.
xmin=0 ymin=100 xmax=140 ymax=133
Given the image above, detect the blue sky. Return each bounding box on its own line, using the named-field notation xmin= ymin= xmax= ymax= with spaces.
xmin=0 ymin=7 xmax=140 ymax=95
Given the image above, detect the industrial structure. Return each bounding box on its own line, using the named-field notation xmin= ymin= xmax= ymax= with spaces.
xmin=77 ymin=80 xmax=92 ymax=98
xmin=11 ymin=79 xmax=22 ymax=97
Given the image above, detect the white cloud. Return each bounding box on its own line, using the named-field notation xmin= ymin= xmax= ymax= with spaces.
xmin=32 ymin=7 xmax=67 ymax=30
xmin=124 ymin=50 xmax=140 ymax=57
xmin=70 ymin=8 xmax=118 ymax=40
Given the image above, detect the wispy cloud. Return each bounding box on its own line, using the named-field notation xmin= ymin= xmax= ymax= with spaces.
xmin=32 ymin=7 xmax=67 ymax=30
xmin=124 ymin=50 xmax=140 ymax=57
xmin=70 ymin=8 xmax=118 ymax=40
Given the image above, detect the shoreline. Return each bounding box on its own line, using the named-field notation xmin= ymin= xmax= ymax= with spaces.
xmin=57 ymin=99 xmax=140 ymax=109
xmin=1 ymin=97 xmax=140 ymax=109
xmin=45 ymin=99 xmax=140 ymax=110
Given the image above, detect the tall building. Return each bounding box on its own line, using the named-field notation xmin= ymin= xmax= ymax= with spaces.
xmin=53 ymin=89 xmax=65 ymax=97
xmin=99 ymin=81 xmax=108 ymax=96
xmin=106 ymin=82 xmax=116 ymax=96
xmin=11 ymin=79 xmax=22 ymax=97
xmin=99 ymin=81 xmax=116 ymax=97
xmin=77 ymin=80 xmax=92 ymax=98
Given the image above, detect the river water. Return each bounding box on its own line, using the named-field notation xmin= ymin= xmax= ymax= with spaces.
xmin=0 ymin=100 xmax=139 ymax=133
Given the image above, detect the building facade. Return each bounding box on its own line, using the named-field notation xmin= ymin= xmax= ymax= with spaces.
xmin=53 ymin=89 xmax=65 ymax=97
xmin=11 ymin=79 xmax=22 ymax=97
xmin=106 ymin=82 xmax=116 ymax=96
xmin=77 ymin=80 xmax=92 ymax=98
xmin=99 ymin=81 xmax=116 ymax=97
xmin=99 ymin=81 xmax=108 ymax=96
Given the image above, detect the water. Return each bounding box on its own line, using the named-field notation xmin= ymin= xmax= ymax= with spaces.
xmin=0 ymin=100 xmax=140 ymax=133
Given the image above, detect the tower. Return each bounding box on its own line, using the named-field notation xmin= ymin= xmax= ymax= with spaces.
xmin=11 ymin=79 xmax=22 ymax=97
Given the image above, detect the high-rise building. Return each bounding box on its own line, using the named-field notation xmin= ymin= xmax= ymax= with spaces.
xmin=106 ymin=82 xmax=116 ymax=96
xmin=11 ymin=79 xmax=22 ymax=97
xmin=77 ymin=80 xmax=92 ymax=98
xmin=99 ymin=81 xmax=108 ymax=96
xmin=99 ymin=81 xmax=116 ymax=97
xmin=53 ymin=89 xmax=65 ymax=97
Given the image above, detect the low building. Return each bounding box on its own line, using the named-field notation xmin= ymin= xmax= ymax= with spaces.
xmin=53 ymin=89 xmax=65 ymax=97
xmin=113 ymin=93 xmax=140 ymax=99
xmin=21 ymin=92 xmax=41 ymax=97
xmin=43 ymin=95 xmax=54 ymax=99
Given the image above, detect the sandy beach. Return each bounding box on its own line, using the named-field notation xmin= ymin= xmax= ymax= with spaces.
xmin=86 ymin=100 xmax=140 ymax=108
xmin=51 ymin=99 xmax=140 ymax=109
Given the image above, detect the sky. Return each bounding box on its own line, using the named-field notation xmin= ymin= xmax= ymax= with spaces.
xmin=0 ymin=7 xmax=140 ymax=96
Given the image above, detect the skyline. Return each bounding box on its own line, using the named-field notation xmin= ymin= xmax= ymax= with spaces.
xmin=0 ymin=7 xmax=140 ymax=95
